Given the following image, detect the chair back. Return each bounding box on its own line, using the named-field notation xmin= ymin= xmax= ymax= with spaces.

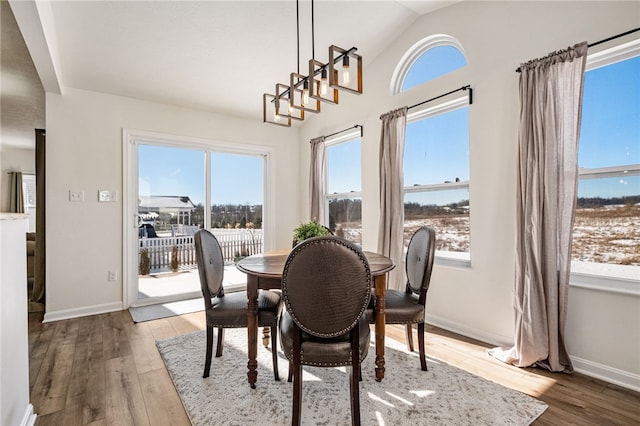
xmin=194 ymin=229 xmax=225 ymax=308
xmin=405 ymin=227 xmax=436 ymax=301
xmin=282 ymin=236 xmax=371 ymax=338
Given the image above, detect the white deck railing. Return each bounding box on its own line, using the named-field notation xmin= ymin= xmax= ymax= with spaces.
xmin=139 ymin=228 xmax=264 ymax=273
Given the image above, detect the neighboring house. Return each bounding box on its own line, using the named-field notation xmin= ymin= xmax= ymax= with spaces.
xmin=138 ymin=195 xmax=197 ymax=225
xmin=1 ymin=3 xmax=638 ymax=417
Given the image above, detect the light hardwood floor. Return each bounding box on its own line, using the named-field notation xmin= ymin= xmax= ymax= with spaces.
xmin=28 ymin=310 xmax=639 ymax=425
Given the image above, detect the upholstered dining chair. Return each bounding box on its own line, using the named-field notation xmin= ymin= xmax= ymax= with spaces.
xmin=279 ymin=236 xmax=372 ymax=426
xmin=371 ymin=226 xmax=436 ymax=371
xmin=194 ymin=229 xmax=282 ymax=380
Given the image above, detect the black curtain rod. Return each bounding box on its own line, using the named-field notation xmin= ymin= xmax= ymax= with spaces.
xmin=408 ymin=85 xmax=472 ymax=110
xmin=516 ymin=27 xmax=640 ymax=72
xmin=590 ymin=27 xmax=639 ymax=48
xmin=318 ymin=124 xmax=363 ymax=141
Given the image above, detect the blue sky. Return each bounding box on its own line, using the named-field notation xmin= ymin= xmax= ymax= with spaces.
xmin=139 ymin=52 xmax=639 ymax=208
xmin=578 ymin=55 xmax=639 ymax=198
xmin=138 ymin=146 xmax=263 ymax=205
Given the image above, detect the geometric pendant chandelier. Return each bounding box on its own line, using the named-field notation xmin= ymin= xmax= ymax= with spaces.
xmin=263 ymin=0 xmax=363 ymax=127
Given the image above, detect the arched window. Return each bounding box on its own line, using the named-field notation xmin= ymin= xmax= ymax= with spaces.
xmin=391 ymin=34 xmax=467 ymax=94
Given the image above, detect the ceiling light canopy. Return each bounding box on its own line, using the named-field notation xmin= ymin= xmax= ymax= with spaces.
xmin=263 ymin=0 xmax=363 ymax=127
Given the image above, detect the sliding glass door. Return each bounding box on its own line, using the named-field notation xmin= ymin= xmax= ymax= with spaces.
xmin=136 ymin=144 xmax=205 ymax=304
xmin=125 ymin=131 xmax=268 ymax=308
xmin=209 ymin=152 xmax=264 ymax=292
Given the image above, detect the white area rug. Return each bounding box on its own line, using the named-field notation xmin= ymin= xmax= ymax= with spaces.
xmin=157 ymin=329 xmax=547 ymax=425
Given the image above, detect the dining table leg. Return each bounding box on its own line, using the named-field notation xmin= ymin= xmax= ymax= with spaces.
xmin=246 ymin=275 xmax=259 ymax=389
xmin=374 ymin=273 xmax=387 ymax=381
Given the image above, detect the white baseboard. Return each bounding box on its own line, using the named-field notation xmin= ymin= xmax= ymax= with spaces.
xmin=425 ymin=313 xmax=640 ymax=392
xmin=571 ymin=356 xmax=640 ymax=392
xmin=21 ymin=404 xmax=36 ymax=426
xmin=425 ymin=313 xmax=512 ymax=348
xmin=43 ymin=302 xmax=123 ymax=323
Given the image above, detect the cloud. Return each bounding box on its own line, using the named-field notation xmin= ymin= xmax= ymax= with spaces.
xmin=618 ymin=179 xmax=628 ymax=185
xmin=169 ymin=168 xmax=182 ymax=177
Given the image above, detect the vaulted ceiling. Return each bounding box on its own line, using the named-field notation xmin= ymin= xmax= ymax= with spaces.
xmin=3 ymin=1 xmax=460 ymax=148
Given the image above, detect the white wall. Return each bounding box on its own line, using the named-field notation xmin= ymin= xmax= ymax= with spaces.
xmin=299 ymin=1 xmax=640 ymax=389
xmin=0 ymin=214 xmax=35 ymax=426
xmin=0 ymin=146 xmax=35 ymax=212
xmin=45 ymin=87 xmax=300 ymax=318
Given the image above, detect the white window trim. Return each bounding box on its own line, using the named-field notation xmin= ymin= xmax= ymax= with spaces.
xmin=391 ymin=34 xmax=467 ymax=95
xmin=578 ymin=164 xmax=640 ymax=179
xmin=586 ymin=38 xmax=640 ymax=71
xmin=122 ymin=128 xmax=274 ymax=308
xmin=405 ymin=96 xmax=471 ymax=268
xmin=570 ymin=39 xmax=640 ymax=293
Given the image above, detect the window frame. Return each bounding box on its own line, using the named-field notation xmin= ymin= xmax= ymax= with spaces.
xmin=570 ymin=38 xmax=640 ymax=296
xmin=323 ymin=129 xmax=363 ymax=243
xmin=404 ymin=96 xmax=471 ymax=268
xmin=391 ymin=34 xmax=467 ymax=95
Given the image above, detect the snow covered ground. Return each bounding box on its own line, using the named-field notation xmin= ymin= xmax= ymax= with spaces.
xmin=338 ymin=204 xmax=639 ymax=266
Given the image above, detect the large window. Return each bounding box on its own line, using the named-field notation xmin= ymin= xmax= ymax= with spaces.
xmin=391 ymin=34 xmax=467 ymax=94
xmin=325 ymin=132 xmax=362 ymax=244
xmin=404 ymin=97 xmax=470 ymax=262
xmin=572 ymin=41 xmax=639 ymax=283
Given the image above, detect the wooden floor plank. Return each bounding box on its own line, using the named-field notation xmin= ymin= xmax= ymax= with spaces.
xmin=138 ymin=369 xmax=191 ymax=426
xmin=103 ymin=312 xmax=133 ymax=360
xmin=166 ymin=311 xmax=204 ymax=335
xmin=147 ymin=318 xmax=179 ymax=341
xmin=66 ymin=315 xmax=106 ymax=425
xmin=28 ymin=319 xmax=57 ymax=389
xmin=30 ymin=341 xmax=76 ymax=416
xmin=104 ymin=355 xmax=150 ymax=426
xmin=126 ymin=322 xmax=165 ymax=375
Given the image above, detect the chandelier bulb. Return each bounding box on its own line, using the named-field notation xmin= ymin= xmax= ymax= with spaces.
xmin=302 ymin=80 xmax=310 ymax=105
xmin=320 ymin=68 xmax=328 ymax=95
xmin=342 ymin=55 xmax=351 ymax=85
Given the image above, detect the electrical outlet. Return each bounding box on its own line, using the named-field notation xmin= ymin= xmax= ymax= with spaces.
xmin=108 ymin=271 xmax=117 ymax=281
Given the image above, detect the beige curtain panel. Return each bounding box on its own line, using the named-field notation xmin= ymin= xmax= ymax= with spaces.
xmin=309 ymin=136 xmax=326 ymax=223
xmin=377 ymin=107 xmax=408 ymax=291
xmin=490 ymin=42 xmax=588 ymax=373
xmin=9 ymin=171 xmax=25 ymax=213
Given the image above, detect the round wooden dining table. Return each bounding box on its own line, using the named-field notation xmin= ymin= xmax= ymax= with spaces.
xmin=237 ymin=250 xmax=395 ymax=388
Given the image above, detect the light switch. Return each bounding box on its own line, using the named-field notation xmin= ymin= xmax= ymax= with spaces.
xmin=69 ymin=190 xmax=84 ymax=202
xmin=98 ymin=190 xmax=117 ymax=202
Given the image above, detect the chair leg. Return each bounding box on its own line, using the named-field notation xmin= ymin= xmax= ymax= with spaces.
xmin=215 ymin=327 xmax=224 ymax=357
xmin=418 ymin=322 xmax=427 ymax=371
xmin=349 ymin=326 xmax=361 ymax=426
xmin=405 ymin=324 xmax=414 ymax=352
xmin=292 ymin=328 xmax=302 ymax=426
xmin=271 ymin=325 xmax=280 ymax=381
xmin=350 ymin=362 xmax=361 ymax=426
xmin=203 ymin=326 xmax=213 ymax=378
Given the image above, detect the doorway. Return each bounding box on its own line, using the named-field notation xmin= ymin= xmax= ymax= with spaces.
xmin=123 ymin=130 xmax=271 ymax=308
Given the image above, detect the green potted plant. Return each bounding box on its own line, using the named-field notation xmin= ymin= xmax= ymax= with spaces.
xmin=139 ymin=248 xmax=151 ymax=276
xmin=170 ymin=245 xmax=180 ymax=272
xmin=292 ymin=219 xmax=331 ymax=246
